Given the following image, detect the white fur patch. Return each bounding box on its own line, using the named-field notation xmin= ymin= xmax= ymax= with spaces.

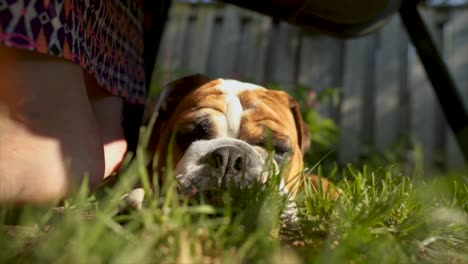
xmin=215 ymin=79 xmax=264 ymax=95
xmin=215 ymin=79 xmax=264 ymax=137
xmin=225 ymin=95 xmax=243 ymax=137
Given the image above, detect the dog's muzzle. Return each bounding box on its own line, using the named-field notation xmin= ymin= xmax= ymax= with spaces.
xmin=174 ymin=138 xmax=272 ymax=199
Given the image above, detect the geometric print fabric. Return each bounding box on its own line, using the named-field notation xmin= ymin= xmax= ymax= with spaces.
xmin=0 ymin=0 xmax=146 ymax=104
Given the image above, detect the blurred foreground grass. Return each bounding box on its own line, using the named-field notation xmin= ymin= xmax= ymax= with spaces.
xmin=1 ymin=131 xmax=467 ymax=264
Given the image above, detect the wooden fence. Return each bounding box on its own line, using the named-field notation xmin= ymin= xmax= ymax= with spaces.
xmin=153 ymin=3 xmax=468 ymax=169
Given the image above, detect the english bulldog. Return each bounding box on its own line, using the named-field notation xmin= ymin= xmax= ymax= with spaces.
xmin=124 ymin=74 xmax=339 ymax=209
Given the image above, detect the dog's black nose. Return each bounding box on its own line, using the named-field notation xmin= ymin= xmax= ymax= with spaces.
xmin=206 ymin=146 xmax=248 ymax=177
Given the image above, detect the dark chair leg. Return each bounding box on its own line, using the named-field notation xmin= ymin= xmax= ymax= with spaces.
xmin=399 ymin=1 xmax=468 ymax=163
xmin=123 ymin=0 xmax=173 ymax=152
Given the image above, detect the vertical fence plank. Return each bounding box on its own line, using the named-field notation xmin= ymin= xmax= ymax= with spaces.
xmin=235 ymin=10 xmax=256 ymax=80
xmin=360 ymin=34 xmax=379 ymax=154
xmin=339 ymin=35 xmax=377 ymax=164
xmin=233 ymin=12 xmax=272 ymax=83
xmin=298 ymin=33 xmax=344 ymax=120
xmin=446 ymin=8 xmax=468 ymax=168
xmin=261 ymin=20 xmax=279 ymax=83
xmin=207 ymin=6 xmax=241 ymax=78
xmin=187 ymin=4 xmax=217 ymax=73
xmin=252 ymin=15 xmax=274 ymax=83
xmin=266 ymin=23 xmax=301 ymax=86
xmin=155 ymin=4 xmax=192 ymax=85
xmin=374 ymin=16 xmax=408 ymax=151
xmin=408 ymin=7 xmax=449 ymax=167
xmin=408 ymin=48 xmax=436 ymax=166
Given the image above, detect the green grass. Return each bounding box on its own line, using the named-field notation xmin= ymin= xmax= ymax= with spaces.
xmin=1 ymin=123 xmax=467 ymax=264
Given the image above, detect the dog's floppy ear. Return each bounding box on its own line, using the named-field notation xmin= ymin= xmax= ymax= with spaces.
xmin=289 ymin=97 xmax=311 ymax=155
xmin=143 ymin=74 xmax=212 ymax=123
xmin=144 ymin=74 xmax=212 ymax=154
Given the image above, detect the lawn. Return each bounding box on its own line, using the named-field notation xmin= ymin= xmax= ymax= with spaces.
xmin=1 ymin=120 xmax=467 ymax=264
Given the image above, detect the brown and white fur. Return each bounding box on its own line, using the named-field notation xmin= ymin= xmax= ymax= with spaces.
xmin=124 ymin=74 xmax=339 ymax=209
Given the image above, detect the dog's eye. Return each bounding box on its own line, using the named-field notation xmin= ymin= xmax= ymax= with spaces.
xmin=258 ymin=140 xmax=292 ymax=156
xmin=272 ymin=144 xmax=292 ymax=166
xmin=274 ymin=143 xmax=292 ymax=156
xmin=176 ymin=119 xmax=213 ymax=149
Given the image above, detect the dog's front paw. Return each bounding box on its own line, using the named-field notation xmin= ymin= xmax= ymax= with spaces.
xmin=121 ymin=188 xmax=145 ymax=210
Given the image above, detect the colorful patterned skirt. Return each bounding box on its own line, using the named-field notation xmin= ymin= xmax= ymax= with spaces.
xmin=0 ymin=0 xmax=146 ymax=104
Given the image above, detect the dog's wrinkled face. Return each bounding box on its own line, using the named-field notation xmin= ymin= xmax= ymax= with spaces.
xmin=148 ymin=75 xmax=310 ymax=198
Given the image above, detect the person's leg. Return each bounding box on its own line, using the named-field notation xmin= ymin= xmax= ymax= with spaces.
xmin=0 ymin=46 xmax=105 ymax=204
xmin=84 ymin=73 xmax=128 ymax=178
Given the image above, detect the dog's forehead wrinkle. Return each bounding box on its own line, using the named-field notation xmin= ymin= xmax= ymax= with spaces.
xmin=213 ymin=79 xmax=266 ymax=138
